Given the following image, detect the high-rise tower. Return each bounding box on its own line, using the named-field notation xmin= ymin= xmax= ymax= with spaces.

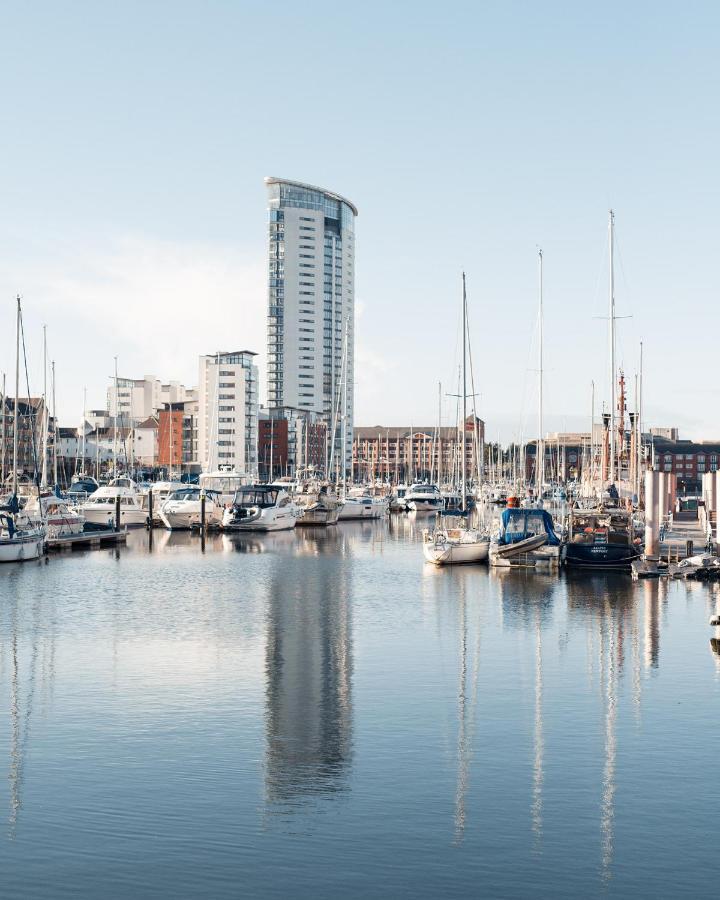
xmin=265 ymin=177 xmax=357 ymax=477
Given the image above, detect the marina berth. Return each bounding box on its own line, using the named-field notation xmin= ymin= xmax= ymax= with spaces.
xmin=563 ymin=507 xmax=641 ymax=569
xmin=337 ymin=486 xmax=388 ymax=520
xmin=78 ymin=476 xmax=148 ymax=527
xmin=158 ymin=486 xmax=223 ymax=530
xmin=423 ymin=525 xmax=489 ymax=565
xmin=490 ymin=507 xmax=561 ymax=569
xmin=222 ymin=485 xmax=301 ymax=532
xmin=0 ymin=511 xmax=45 ymax=563
xmin=405 ymin=483 xmax=442 ymax=512
xmin=294 ymin=480 xmax=343 ymax=526
xmin=19 ymin=492 xmax=84 ymax=539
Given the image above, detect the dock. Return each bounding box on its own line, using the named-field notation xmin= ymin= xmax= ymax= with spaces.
xmin=632 ymin=509 xmax=716 ymax=579
xmin=47 ymin=528 xmax=128 ymax=552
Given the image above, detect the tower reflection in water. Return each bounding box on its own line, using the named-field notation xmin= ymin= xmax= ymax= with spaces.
xmin=263 ymin=528 xmax=353 ymax=813
xmin=564 ymin=572 xmax=664 ymax=883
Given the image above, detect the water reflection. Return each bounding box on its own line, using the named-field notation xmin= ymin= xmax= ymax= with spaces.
xmin=264 ymin=541 xmax=353 ymax=813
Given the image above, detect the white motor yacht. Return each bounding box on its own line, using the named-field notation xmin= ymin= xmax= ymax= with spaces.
xmin=159 ymin=486 xmax=224 ymax=530
xmin=199 ymin=469 xmax=251 ymax=505
xmin=78 ymin=476 xmax=147 ymax=527
xmin=337 ymin=487 xmax=388 ymax=520
xmin=295 ymin=483 xmax=343 ymax=526
xmin=222 ymin=485 xmax=301 ymax=532
xmin=19 ymin=492 xmax=84 ymax=539
xmin=405 ymin=483 xmax=442 ymax=512
xmin=142 ymin=481 xmax=185 ymax=524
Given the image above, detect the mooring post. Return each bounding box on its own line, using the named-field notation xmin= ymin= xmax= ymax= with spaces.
xmin=148 ymin=488 xmax=153 ymax=528
xmin=115 ymin=494 xmax=121 ymax=532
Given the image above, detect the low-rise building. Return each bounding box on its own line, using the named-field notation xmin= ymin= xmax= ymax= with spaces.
xmin=352 ymin=417 xmax=484 ymax=483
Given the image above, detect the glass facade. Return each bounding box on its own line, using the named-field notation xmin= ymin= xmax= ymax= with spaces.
xmin=266 ymin=178 xmax=356 ymax=475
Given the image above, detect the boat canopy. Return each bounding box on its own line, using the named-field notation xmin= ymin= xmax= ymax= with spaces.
xmin=498 ymin=508 xmax=560 ymax=546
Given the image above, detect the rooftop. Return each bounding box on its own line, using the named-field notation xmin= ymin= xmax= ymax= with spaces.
xmin=264 ymin=176 xmax=358 ymax=216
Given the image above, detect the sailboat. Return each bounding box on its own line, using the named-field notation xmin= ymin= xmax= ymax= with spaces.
xmin=423 ymin=274 xmax=489 ymax=565
xmin=0 ymin=297 xmax=45 ymax=563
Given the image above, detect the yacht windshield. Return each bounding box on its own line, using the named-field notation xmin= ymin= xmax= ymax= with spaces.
xmin=234 ymin=489 xmax=278 ymax=508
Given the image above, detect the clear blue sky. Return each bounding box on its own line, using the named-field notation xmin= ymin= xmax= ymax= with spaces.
xmin=1 ymin=1 xmax=718 ymax=441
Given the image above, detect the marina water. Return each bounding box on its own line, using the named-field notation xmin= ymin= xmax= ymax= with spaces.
xmin=1 ymin=518 xmax=719 ymax=899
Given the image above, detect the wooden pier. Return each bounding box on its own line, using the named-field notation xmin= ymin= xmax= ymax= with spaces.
xmin=47 ymin=528 xmax=128 ymax=552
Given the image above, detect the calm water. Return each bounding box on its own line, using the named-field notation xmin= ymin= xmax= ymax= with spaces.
xmin=1 ymin=516 xmax=719 ymax=899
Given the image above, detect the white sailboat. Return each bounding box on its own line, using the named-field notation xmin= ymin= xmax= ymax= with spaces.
xmin=424 ymin=274 xmax=489 ymax=565
xmin=0 ymin=297 xmax=45 ymax=563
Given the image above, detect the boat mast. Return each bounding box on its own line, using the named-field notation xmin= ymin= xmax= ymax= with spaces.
xmin=637 ymin=340 xmax=643 ymax=501
xmin=81 ymin=386 xmax=87 ymax=473
xmin=52 ymin=361 xmax=58 ymax=487
xmin=113 ymin=356 xmax=119 ymax=476
xmin=13 ymin=297 xmax=20 ymax=497
xmin=609 ymin=210 xmax=616 ymax=484
xmin=461 ymin=272 xmax=467 ymax=512
xmin=41 ymin=325 xmax=48 ymax=488
xmin=537 ymin=249 xmax=544 ymax=496
xmin=0 ymin=371 xmax=6 ymax=488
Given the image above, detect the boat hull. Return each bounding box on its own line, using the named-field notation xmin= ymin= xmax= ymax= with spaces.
xmin=297 ymin=505 xmax=341 ymax=526
xmin=423 ymin=539 xmax=489 ymax=565
xmin=563 ymin=544 xmax=639 ymax=569
xmin=0 ymin=532 xmax=45 ymax=563
xmin=81 ymin=505 xmax=148 ymax=527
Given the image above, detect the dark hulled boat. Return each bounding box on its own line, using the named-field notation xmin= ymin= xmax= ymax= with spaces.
xmin=563 ymin=507 xmax=640 ymax=569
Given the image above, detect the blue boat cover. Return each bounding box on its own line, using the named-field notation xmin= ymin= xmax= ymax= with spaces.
xmin=498 ymin=508 xmax=560 ymax=545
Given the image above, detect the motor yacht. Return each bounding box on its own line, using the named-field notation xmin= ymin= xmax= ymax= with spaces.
xmin=78 ymin=476 xmax=147 ymax=527
xmin=563 ymin=507 xmax=641 ymax=569
xmin=337 ymin=487 xmax=389 ymax=520
xmin=294 ymin=482 xmax=343 ymax=526
xmin=489 ymin=506 xmax=561 ymax=569
xmin=222 ymin=485 xmax=301 ymax=532
xmin=19 ymin=492 xmax=84 ymax=539
xmin=159 ymin=486 xmax=224 ymax=530
xmin=405 ymin=483 xmax=442 ymax=513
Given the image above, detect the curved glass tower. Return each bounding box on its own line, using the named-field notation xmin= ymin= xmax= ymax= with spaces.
xmin=265 ymin=177 xmax=357 ymax=477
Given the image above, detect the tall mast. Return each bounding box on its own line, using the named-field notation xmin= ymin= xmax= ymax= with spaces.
xmin=82 ymin=386 xmax=87 ymax=472
xmin=637 ymin=340 xmax=643 ymax=500
xmin=590 ymin=380 xmax=595 ymax=488
xmin=609 ymin=210 xmax=616 ymax=484
xmin=0 ymin=372 xmax=6 ymax=488
xmin=13 ymin=296 xmax=20 ymax=497
xmin=52 ymin=361 xmax=58 ymax=486
xmin=461 ymin=272 xmax=467 ymax=511
xmin=40 ymin=324 xmax=48 ymax=488
xmin=537 ymin=249 xmax=544 ymax=495
xmin=113 ymin=356 xmax=119 ymax=476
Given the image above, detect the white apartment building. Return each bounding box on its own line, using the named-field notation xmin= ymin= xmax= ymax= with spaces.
xmin=107 ymin=376 xmax=190 ymax=422
xmin=265 ymin=178 xmax=357 ymax=476
xmin=197 ymin=351 xmax=259 ymax=474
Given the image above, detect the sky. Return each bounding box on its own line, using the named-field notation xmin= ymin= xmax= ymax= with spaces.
xmin=1 ymin=0 xmax=719 ymax=442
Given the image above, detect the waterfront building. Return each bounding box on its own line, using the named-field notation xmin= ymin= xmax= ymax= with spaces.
xmin=353 ymin=417 xmax=484 ymax=483
xmin=107 ymin=375 xmax=192 ymax=423
xmin=134 ymin=417 xmax=159 ymax=467
xmin=0 ymin=396 xmax=53 ymax=483
xmin=258 ymin=406 xmax=327 ymax=482
xmin=197 ymin=351 xmax=258 ymax=475
xmin=265 ymin=177 xmax=357 ymax=477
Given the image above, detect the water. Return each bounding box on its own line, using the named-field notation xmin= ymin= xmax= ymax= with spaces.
xmin=1 ymin=518 xmax=719 ymax=899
